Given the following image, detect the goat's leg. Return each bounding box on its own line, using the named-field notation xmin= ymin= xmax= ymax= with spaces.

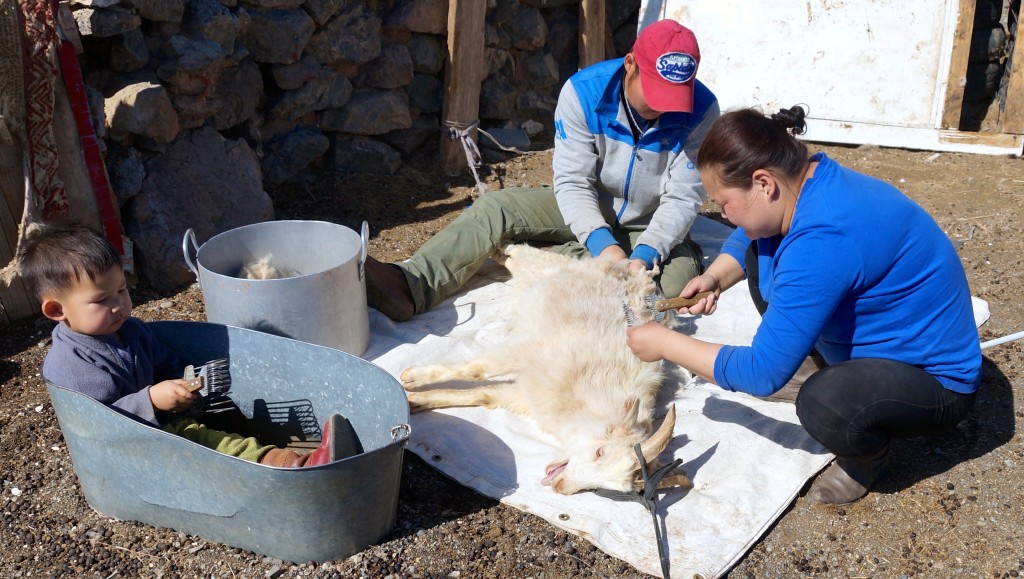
xmin=401 ymin=357 xmax=513 ymax=389
xmin=406 ymin=382 xmax=528 ymax=414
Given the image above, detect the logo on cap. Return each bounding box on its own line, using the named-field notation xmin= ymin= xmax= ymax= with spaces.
xmin=655 ymin=53 xmax=696 ymax=84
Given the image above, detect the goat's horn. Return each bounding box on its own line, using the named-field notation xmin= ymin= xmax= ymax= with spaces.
xmin=639 ymin=404 xmax=676 ymax=465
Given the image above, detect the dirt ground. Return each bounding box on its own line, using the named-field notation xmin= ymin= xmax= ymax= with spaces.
xmin=2 ymin=142 xmax=1023 ymax=578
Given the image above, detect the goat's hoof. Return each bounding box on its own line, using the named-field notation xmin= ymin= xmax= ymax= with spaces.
xmin=405 ymin=392 xmax=428 ymax=413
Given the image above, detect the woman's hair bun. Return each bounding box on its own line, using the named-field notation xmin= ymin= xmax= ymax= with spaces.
xmin=770 ymin=105 xmax=808 ymax=136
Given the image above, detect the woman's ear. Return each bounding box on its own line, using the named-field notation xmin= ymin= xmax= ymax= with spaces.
xmin=751 ymin=169 xmax=777 ymax=198
xmin=41 ymin=298 xmax=66 ymax=322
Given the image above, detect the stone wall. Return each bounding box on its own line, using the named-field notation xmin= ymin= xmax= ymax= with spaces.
xmin=68 ymin=0 xmax=640 ymax=290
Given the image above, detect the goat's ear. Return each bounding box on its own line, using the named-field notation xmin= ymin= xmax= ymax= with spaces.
xmin=619 ymin=397 xmax=640 ymax=425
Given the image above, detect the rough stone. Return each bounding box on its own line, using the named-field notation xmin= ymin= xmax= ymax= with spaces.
xmin=240 ymin=7 xmax=315 ymax=64
xmin=406 ymin=73 xmax=441 ymax=115
xmin=105 ymin=82 xmax=180 ymax=143
xmin=128 ymin=126 xmax=272 ymax=291
xmin=357 ymin=43 xmax=414 ymax=89
xmin=319 ymin=89 xmax=412 ymax=135
xmin=73 ymin=6 xmax=141 ymax=37
xmin=271 ymin=54 xmax=325 ymax=90
xmin=210 ymin=59 xmax=264 ymax=130
xmin=183 ymin=0 xmax=240 ymax=51
xmin=606 ymin=1 xmax=638 ymax=32
xmin=305 ymin=2 xmax=381 ymax=66
xmin=384 ymin=0 xmax=447 ymax=35
xmin=504 ymin=4 xmax=546 ymax=50
xmin=408 ymin=34 xmax=445 ymax=75
xmin=109 ymin=28 xmax=150 ymax=72
xmin=269 ymin=73 xmax=353 ymax=121
xmin=237 ymin=0 xmax=303 ymax=8
xmin=169 ymin=93 xmax=216 ymax=129
xmin=137 ymin=0 xmax=185 ymax=23
xmin=517 ymin=89 xmax=557 ymax=118
xmin=155 ymin=35 xmax=228 ymax=96
xmin=304 ymin=0 xmax=342 ymax=26
xmin=380 ymin=115 xmax=439 ymax=155
xmin=478 ymin=127 xmax=529 ymax=152
xmin=106 ymin=145 xmax=146 ymax=202
xmin=521 ymin=50 xmax=559 ymax=88
xmin=485 ymin=47 xmax=512 ymax=77
xmin=479 ymin=76 xmax=516 ymax=120
xmin=327 ymin=135 xmax=401 ymax=175
xmin=261 ymin=126 xmax=330 ymax=185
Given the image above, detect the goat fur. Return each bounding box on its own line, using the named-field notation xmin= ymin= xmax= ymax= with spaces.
xmin=401 ymin=244 xmax=692 ymax=495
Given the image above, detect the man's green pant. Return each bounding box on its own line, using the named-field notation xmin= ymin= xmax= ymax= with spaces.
xmin=396 ymin=187 xmax=704 ymax=314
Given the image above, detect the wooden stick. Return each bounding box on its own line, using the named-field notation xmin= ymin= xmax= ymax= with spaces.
xmin=578 ymin=0 xmax=606 ymax=69
xmin=440 ymin=0 xmax=486 ymax=175
xmin=654 ymin=291 xmax=714 ymax=312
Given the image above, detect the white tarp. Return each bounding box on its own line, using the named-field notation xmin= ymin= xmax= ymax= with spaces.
xmin=364 ymin=215 xmax=990 ymax=578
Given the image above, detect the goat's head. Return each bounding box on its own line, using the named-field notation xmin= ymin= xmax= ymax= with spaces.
xmin=541 ymin=402 xmax=687 ymax=494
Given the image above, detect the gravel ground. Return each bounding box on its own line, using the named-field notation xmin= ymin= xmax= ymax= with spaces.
xmin=2 ymin=144 xmax=1023 ymax=578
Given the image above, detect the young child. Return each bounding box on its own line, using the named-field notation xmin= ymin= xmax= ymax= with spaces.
xmin=19 ymin=221 xmax=341 ymax=468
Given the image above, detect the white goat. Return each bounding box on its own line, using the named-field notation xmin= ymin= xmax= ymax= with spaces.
xmin=401 ymin=244 xmax=691 ymax=495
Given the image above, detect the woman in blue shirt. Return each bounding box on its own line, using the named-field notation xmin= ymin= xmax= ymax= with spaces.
xmin=626 ymin=105 xmax=981 ymax=504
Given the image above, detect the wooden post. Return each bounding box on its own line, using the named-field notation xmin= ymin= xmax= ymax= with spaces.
xmin=940 ymin=0 xmax=977 ymax=130
xmin=1002 ymin=4 xmax=1024 ymax=134
xmin=579 ymin=0 xmax=606 ymax=69
xmin=440 ymin=0 xmax=486 ymax=175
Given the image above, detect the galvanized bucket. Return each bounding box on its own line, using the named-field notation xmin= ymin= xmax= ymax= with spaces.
xmin=47 ymin=321 xmax=410 ymax=563
xmin=183 ymin=220 xmax=370 ymax=357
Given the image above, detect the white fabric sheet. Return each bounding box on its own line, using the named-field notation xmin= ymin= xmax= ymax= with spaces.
xmin=363 ymin=215 xmax=988 ymax=578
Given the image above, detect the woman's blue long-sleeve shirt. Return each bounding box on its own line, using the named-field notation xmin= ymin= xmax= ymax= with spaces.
xmin=714 ymin=153 xmax=981 ymax=396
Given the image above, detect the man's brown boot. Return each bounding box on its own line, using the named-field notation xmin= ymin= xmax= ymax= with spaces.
xmin=364 ymin=256 xmax=415 ymax=322
xmin=806 ymin=446 xmax=890 ymax=504
xmin=259 ymin=448 xmax=305 ymax=468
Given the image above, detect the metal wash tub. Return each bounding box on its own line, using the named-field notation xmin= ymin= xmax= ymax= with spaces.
xmin=47 ymin=321 xmax=410 ymax=563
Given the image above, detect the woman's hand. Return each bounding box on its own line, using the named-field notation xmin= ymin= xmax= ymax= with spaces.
xmin=677 ymin=273 xmax=722 ymax=315
xmin=626 ymin=322 xmax=674 ymax=362
xmin=149 ymin=379 xmax=196 ymax=413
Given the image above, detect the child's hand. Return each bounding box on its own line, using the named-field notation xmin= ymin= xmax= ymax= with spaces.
xmin=149 ymin=379 xmax=197 ymax=413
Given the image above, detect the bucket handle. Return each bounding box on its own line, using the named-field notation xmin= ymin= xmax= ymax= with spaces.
xmin=358 ymin=220 xmax=369 ymax=282
xmin=391 ymin=423 xmax=411 ymax=445
xmin=182 ymin=229 xmax=201 ymax=288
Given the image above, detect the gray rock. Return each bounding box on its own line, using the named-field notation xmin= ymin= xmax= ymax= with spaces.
xmin=238 ymin=0 xmax=303 ymax=8
xmin=357 ymin=43 xmax=414 ymax=89
xmin=304 ymin=0 xmax=342 ymax=26
xmin=109 ymin=28 xmax=150 ymax=72
xmin=380 ymin=115 xmax=439 ymax=155
xmin=384 ymin=0 xmax=447 ymax=35
xmin=408 ymin=34 xmax=445 ymax=75
xmin=210 ymin=59 xmax=263 ymax=130
xmin=320 ymin=89 xmax=412 ymax=135
xmin=606 ymin=1 xmax=637 ymax=31
xmin=240 ymin=8 xmax=315 ymax=64
xmin=269 ymin=73 xmax=353 ymax=121
xmin=520 ymin=0 xmax=577 ymax=7
xmin=327 ymin=135 xmax=401 ymax=175
xmin=169 ymin=93 xmax=216 ymax=129
xmin=504 ymin=4 xmax=546 ymax=50
xmin=406 ymin=73 xmax=441 ymax=115
xmin=156 ymin=35 xmax=228 ymax=95
xmin=522 ymin=50 xmax=559 ymax=88
xmin=262 ymin=126 xmax=330 ymax=185
xmin=73 ymin=6 xmax=141 ymax=37
xmin=137 ymin=0 xmax=185 ymax=23
xmin=271 ymin=54 xmax=325 ymax=90
xmin=183 ymin=0 xmax=240 ymax=51
xmin=305 ymin=3 xmax=381 ymax=66
xmin=128 ymin=126 xmax=272 ymax=291
xmin=517 ymin=89 xmax=557 ymax=118
xmin=105 ymin=82 xmax=180 ymax=143
xmin=485 ymin=47 xmax=512 ymax=77
xmin=106 ymin=145 xmax=146 ymax=202
xmin=479 ymin=76 xmax=516 ymax=120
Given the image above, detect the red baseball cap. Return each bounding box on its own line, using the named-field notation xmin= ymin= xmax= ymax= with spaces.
xmin=632 ymin=19 xmax=701 ymax=113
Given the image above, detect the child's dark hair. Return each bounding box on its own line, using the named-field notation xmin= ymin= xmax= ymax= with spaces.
xmin=18 ymin=222 xmax=121 ymax=300
xmin=696 ymin=105 xmax=810 ymax=188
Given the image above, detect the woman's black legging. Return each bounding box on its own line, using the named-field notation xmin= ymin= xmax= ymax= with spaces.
xmin=744 ymin=242 xmax=976 ymax=459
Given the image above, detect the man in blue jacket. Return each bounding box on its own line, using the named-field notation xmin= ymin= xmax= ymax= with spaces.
xmin=367 ymin=19 xmax=720 ymax=321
